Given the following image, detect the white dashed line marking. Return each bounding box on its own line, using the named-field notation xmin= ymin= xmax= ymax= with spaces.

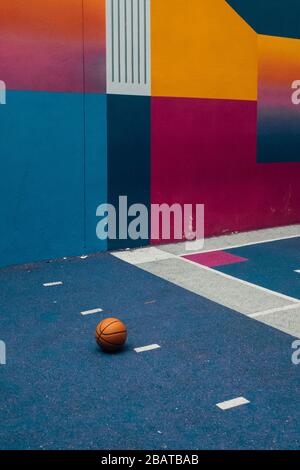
xmin=43 ymin=282 xmax=63 ymax=287
xmin=216 ymin=397 xmax=250 ymax=410
xmin=81 ymin=308 xmax=103 ymax=316
xmin=134 ymin=344 xmax=161 ymax=353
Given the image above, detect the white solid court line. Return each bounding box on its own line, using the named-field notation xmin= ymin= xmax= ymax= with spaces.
xmin=179 ymin=256 xmax=300 ymax=304
xmin=295 ymin=270 xmax=300 ymax=274
xmin=134 ymin=344 xmax=161 ymax=353
xmin=249 ymin=303 xmax=300 ymax=318
xmin=178 ymin=233 xmax=300 ymax=257
xmin=216 ymin=397 xmax=250 ymax=411
xmin=43 ymin=281 xmax=63 ymax=287
xmin=81 ymin=308 xmax=103 ymax=316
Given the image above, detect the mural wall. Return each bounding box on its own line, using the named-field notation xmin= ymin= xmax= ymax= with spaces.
xmin=0 ymin=0 xmax=300 ymax=267
xmin=151 ymin=0 xmax=300 ymax=241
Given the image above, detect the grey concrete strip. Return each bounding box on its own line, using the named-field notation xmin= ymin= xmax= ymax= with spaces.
xmin=158 ymin=224 xmax=300 ymax=255
xmin=138 ymin=258 xmax=294 ymax=315
xmin=249 ymin=303 xmax=300 ymax=318
xmin=256 ymin=306 xmax=300 ymax=339
xmin=112 ymin=247 xmax=175 ymax=265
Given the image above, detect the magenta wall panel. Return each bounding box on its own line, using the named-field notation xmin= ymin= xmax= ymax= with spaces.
xmin=151 ymin=97 xmax=300 ymax=242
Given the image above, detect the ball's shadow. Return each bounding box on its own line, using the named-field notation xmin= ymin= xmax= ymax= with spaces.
xmin=95 ymin=342 xmax=133 ymax=356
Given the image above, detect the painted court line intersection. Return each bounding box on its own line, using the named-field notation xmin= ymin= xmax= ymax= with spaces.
xmin=179 ymin=256 xmax=300 ymax=304
xmin=249 ymin=303 xmax=300 ymax=318
xmin=178 ymin=233 xmax=300 ymax=257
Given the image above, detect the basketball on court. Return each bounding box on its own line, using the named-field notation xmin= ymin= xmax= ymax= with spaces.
xmin=95 ymin=317 xmax=127 ymax=352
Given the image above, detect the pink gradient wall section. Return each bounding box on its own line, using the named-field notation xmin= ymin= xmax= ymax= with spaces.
xmin=83 ymin=0 xmax=106 ymax=93
xmin=0 ymin=0 xmax=106 ymax=93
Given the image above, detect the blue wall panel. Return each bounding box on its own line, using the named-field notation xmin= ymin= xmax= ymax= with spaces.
xmin=0 ymin=91 xmax=85 ymax=267
xmin=107 ymin=95 xmax=151 ymax=251
xmin=226 ymin=0 xmax=300 ymax=39
xmin=84 ymin=93 xmax=107 ymax=253
xmin=257 ymin=116 xmax=300 ymax=163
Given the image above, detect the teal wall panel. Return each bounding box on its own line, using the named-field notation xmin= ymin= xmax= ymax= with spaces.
xmin=85 ymin=93 xmax=107 ymax=252
xmin=0 ymin=91 xmax=85 ymax=267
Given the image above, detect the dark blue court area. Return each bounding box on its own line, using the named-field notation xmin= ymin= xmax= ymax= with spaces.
xmin=216 ymin=237 xmax=300 ymax=299
xmin=0 ymin=252 xmax=300 ymax=450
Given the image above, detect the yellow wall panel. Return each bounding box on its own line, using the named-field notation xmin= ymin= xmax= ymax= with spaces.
xmin=151 ymin=0 xmax=257 ymax=100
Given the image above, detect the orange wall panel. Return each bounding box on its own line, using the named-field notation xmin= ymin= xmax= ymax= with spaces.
xmin=151 ymin=0 xmax=257 ymax=100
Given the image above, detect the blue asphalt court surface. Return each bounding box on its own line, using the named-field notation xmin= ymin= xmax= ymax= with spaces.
xmin=0 ymin=252 xmax=300 ymax=450
xmin=215 ymin=237 xmax=300 ymax=299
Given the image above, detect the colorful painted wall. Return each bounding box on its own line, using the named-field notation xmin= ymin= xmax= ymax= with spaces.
xmin=0 ymin=0 xmax=300 ymax=267
xmin=151 ymin=0 xmax=300 ymax=242
xmin=0 ymin=0 xmax=107 ymax=267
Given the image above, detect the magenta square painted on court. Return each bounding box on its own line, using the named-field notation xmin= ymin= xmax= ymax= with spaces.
xmin=183 ymin=251 xmax=248 ymax=268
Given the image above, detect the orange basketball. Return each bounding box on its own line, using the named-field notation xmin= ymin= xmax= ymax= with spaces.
xmin=95 ymin=317 xmax=127 ymax=352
